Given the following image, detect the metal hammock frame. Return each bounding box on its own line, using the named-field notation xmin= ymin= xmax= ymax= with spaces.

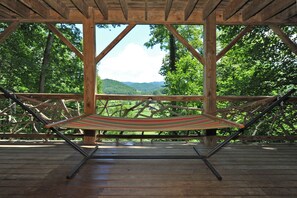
xmin=1 ymin=87 xmax=295 ymax=180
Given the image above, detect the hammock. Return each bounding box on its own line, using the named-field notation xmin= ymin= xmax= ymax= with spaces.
xmin=45 ymin=114 xmax=244 ymax=131
xmin=0 ymin=87 xmax=294 ymax=181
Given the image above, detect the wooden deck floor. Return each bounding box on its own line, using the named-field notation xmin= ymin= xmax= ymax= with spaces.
xmin=0 ymin=141 xmax=296 ymax=197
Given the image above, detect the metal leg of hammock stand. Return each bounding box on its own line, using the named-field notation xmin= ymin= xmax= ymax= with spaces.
xmin=193 ymin=147 xmax=222 ymax=181
xmin=67 ymin=145 xmax=99 ymax=179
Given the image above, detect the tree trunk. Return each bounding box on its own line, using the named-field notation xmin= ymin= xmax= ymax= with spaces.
xmin=39 ymin=31 xmax=54 ymax=93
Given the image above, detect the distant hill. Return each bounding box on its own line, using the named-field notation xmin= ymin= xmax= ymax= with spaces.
xmin=123 ymin=82 xmax=164 ymax=94
xmin=102 ymin=79 xmax=137 ymax=95
xmin=101 ymin=79 xmax=164 ymax=95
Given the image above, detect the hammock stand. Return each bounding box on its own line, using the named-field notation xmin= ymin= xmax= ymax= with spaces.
xmin=0 ymin=87 xmax=295 ymax=181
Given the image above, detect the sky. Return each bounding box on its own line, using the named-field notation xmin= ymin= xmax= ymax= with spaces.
xmin=95 ymin=25 xmax=166 ymax=83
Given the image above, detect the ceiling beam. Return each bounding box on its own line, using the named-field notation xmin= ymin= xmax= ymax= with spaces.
xmin=0 ymin=22 xmax=19 ymax=43
xmin=242 ymin=0 xmax=274 ymax=21
xmin=184 ymin=0 xmax=198 ymax=21
xmin=270 ymin=25 xmax=297 ymax=55
xmin=71 ymin=0 xmax=90 ymax=18
xmin=96 ymin=23 xmax=136 ymax=63
xmin=19 ymin=0 xmax=49 ymax=18
xmin=203 ymin=0 xmax=223 ymax=20
xmin=223 ymin=0 xmax=249 ymax=21
xmin=165 ymin=24 xmax=204 ymax=65
xmin=262 ymin=0 xmax=296 ymax=21
xmin=46 ymin=23 xmax=84 ymax=60
xmin=94 ymin=0 xmax=108 ymax=20
xmin=165 ymin=0 xmax=173 ymax=21
xmin=43 ymin=0 xmax=69 ymax=19
xmin=119 ymin=0 xmax=128 ymax=20
xmin=0 ymin=0 xmax=30 ymax=18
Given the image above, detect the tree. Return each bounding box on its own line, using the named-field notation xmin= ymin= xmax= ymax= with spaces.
xmin=145 ymin=25 xmax=204 ymax=95
xmin=217 ymin=25 xmax=297 ymax=96
xmin=0 ymin=23 xmax=84 ymax=93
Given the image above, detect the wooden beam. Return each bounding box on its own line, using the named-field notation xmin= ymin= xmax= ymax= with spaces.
xmin=268 ymin=2 xmax=297 ymax=21
xmin=71 ymin=0 xmax=90 ymax=18
xmin=95 ymin=23 xmax=136 ymax=63
xmin=0 ymin=5 xmax=14 ymax=18
xmin=203 ymin=11 xmax=217 ymax=142
xmin=94 ymin=0 xmax=108 ymax=20
xmin=270 ymin=25 xmax=297 ymax=55
xmin=165 ymin=0 xmax=173 ymax=21
xmin=0 ymin=22 xmax=19 ymax=44
xmin=19 ymin=0 xmax=49 ymax=18
xmin=216 ymin=26 xmax=253 ymax=61
xmin=119 ymin=0 xmax=128 ymax=20
xmin=203 ymin=0 xmax=223 ymax=20
xmin=223 ymin=0 xmax=249 ymax=20
xmin=242 ymin=0 xmax=274 ymax=21
xmin=203 ymin=12 xmax=216 ymax=115
xmin=165 ymin=24 xmax=204 ymax=65
xmin=43 ymin=0 xmax=69 ymax=19
xmin=184 ymin=0 xmax=198 ymax=21
xmin=145 ymin=0 xmax=148 ymax=21
xmin=83 ymin=7 xmax=97 ymax=144
xmin=0 ymin=0 xmax=30 ymax=17
xmin=261 ymin=0 xmax=295 ymax=21
xmin=46 ymin=23 xmax=83 ymax=61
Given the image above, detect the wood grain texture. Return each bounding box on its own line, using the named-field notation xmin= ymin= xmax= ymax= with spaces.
xmin=0 ymin=142 xmax=296 ymax=197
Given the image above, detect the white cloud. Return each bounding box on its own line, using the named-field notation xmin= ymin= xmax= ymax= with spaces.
xmin=98 ymin=43 xmax=165 ymax=82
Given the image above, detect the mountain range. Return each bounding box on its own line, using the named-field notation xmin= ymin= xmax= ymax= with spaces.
xmin=101 ymin=79 xmax=165 ymax=95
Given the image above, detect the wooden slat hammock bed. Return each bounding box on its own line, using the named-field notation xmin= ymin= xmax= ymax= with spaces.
xmin=0 ymin=87 xmax=295 ymax=181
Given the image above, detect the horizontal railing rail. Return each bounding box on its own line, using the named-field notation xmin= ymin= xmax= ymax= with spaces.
xmin=0 ymin=92 xmax=296 ymax=142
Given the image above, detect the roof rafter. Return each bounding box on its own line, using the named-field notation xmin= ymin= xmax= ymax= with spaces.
xmin=223 ymin=0 xmax=249 ymax=21
xmin=71 ymin=0 xmax=90 ymax=18
xmin=165 ymin=0 xmax=173 ymax=21
xmin=19 ymin=0 xmax=49 ymax=18
xmin=184 ymin=0 xmax=198 ymax=21
xmin=0 ymin=5 xmax=15 ymax=18
xmin=269 ymin=3 xmax=297 ymax=21
xmin=261 ymin=0 xmax=296 ymax=21
xmin=94 ymin=0 xmax=108 ymax=20
xmin=242 ymin=0 xmax=274 ymax=21
xmin=0 ymin=0 xmax=30 ymax=18
xmin=43 ymin=0 xmax=69 ymax=19
xmin=203 ymin=0 xmax=223 ymax=20
xmin=119 ymin=0 xmax=128 ymax=20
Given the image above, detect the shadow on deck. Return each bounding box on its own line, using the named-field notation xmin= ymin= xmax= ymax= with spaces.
xmin=0 ymin=141 xmax=296 ymax=197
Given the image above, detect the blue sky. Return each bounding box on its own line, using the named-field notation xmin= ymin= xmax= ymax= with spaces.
xmin=95 ymin=25 xmax=165 ymax=82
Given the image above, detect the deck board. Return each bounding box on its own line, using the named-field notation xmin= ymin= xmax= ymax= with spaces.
xmin=0 ymin=142 xmax=296 ymax=197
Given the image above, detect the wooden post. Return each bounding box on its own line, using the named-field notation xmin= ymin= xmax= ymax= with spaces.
xmin=203 ymin=11 xmax=217 ymax=146
xmin=83 ymin=8 xmax=97 ymax=144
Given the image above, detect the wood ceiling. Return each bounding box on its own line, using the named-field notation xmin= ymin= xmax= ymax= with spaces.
xmin=0 ymin=0 xmax=296 ymax=25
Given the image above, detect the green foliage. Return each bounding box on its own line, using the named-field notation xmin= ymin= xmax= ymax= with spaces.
xmin=123 ymin=81 xmax=164 ymax=94
xmin=217 ymin=25 xmax=297 ymax=96
xmin=146 ymin=25 xmax=204 ymax=95
xmin=102 ymin=79 xmax=165 ymax=95
xmin=0 ymin=23 xmax=84 ymax=93
xmin=102 ymin=79 xmax=138 ymax=94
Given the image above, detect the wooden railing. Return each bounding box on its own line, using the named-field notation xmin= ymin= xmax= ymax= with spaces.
xmin=0 ymin=93 xmax=296 ymax=142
